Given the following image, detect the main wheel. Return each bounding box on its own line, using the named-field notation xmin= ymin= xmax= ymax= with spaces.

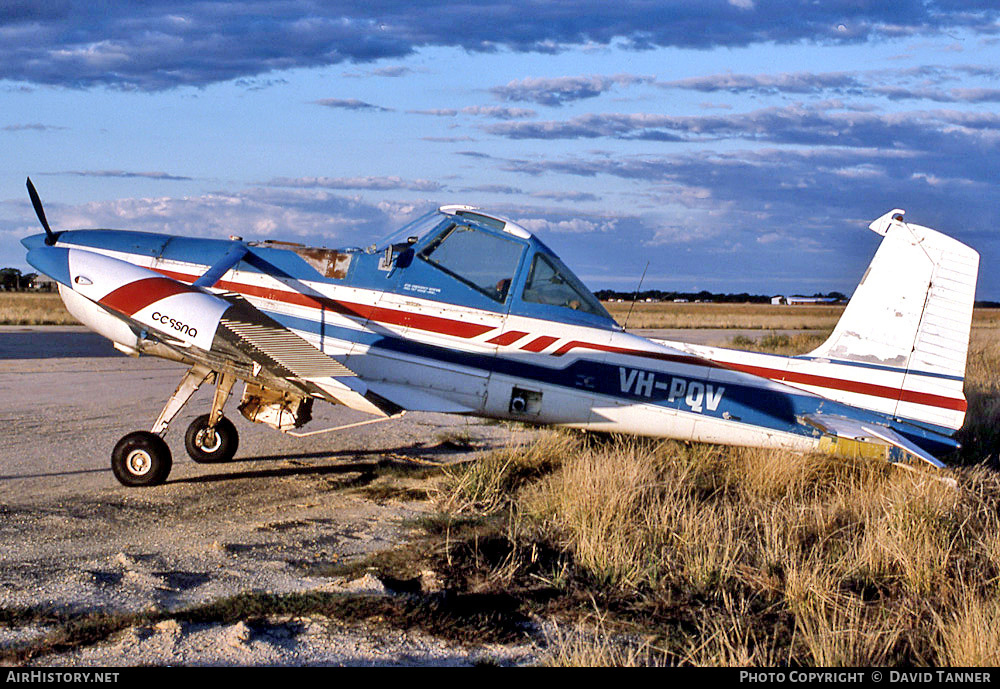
xmin=184 ymin=414 xmax=239 ymax=464
xmin=112 ymin=432 xmax=172 ymax=487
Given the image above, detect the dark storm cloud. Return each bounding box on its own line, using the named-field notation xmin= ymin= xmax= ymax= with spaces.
xmin=3 ymin=1 xmax=1000 ymax=90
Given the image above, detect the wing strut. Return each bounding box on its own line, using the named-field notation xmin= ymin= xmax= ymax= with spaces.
xmin=194 ymin=242 xmax=249 ymax=288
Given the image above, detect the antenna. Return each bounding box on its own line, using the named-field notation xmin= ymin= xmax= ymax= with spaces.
xmin=622 ymin=261 xmax=649 ymax=331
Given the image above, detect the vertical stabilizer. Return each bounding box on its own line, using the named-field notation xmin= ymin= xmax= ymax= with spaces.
xmin=807 ymin=210 xmax=979 ymax=431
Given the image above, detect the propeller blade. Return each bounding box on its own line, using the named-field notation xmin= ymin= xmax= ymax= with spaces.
xmin=26 ymin=177 xmax=58 ymax=245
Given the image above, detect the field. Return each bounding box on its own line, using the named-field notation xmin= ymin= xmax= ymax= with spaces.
xmin=604 ymin=300 xmax=846 ymax=330
xmin=4 ymin=295 xmax=1000 ymax=666
xmin=0 ymin=292 xmax=74 ymax=325
xmin=6 ymin=290 xmax=1000 ymax=332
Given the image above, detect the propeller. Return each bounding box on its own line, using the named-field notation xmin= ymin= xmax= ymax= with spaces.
xmin=26 ymin=177 xmax=59 ymax=245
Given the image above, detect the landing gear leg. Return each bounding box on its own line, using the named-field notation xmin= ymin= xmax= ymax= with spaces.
xmin=110 ymin=364 xmax=213 ymax=487
xmin=184 ymin=372 xmax=240 ymax=463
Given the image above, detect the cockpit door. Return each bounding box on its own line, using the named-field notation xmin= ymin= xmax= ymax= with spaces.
xmin=361 ymin=222 xmax=527 ymax=413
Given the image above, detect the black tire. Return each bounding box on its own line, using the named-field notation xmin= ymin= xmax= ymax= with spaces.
xmin=111 ymin=431 xmax=172 ymax=487
xmin=184 ymin=414 xmax=239 ymax=463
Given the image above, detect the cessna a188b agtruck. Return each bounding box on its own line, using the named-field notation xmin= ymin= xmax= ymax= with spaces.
xmin=22 ymin=179 xmax=979 ymax=486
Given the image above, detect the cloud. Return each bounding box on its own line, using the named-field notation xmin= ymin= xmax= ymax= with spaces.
xmin=28 ymin=188 xmax=434 ymax=246
xmin=313 ymin=98 xmax=393 ymax=111
xmin=51 ymin=170 xmax=192 ymax=180
xmin=420 ymin=135 xmax=475 ymax=143
xmin=267 ymin=176 xmax=445 ymax=192
xmin=3 ymin=2 xmax=1000 ymax=90
xmin=659 ymin=65 xmax=1000 ymax=101
xmin=491 ymin=74 xmax=654 ymax=106
xmin=2 ymin=123 xmax=67 ymax=132
xmin=660 ymin=71 xmax=864 ymax=95
xmin=342 ymin=65 xmax=417 ymax=78
xmin=483 ymin=105 xmax=1000 ymax=176
xmin=409 ymin=106 xmax=537 ymax=119
xmin=872 ymin=86 xmax=1000 ymax=103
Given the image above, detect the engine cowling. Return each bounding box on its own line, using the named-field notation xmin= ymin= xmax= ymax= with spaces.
xmin=27 ymin=245 xmax=231 ymax=352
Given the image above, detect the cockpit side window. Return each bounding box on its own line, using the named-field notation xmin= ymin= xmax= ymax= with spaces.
xmin=419 ymin=224 xmax=524 ymax=302
xmin=522 ymin=253 xmax=610 ymax=318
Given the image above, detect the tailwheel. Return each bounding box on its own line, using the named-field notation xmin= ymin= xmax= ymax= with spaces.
xmin=185 ymin=414 xmax=239 ymax=464
xmin=112 ymin=431 xmax=173 ymax=487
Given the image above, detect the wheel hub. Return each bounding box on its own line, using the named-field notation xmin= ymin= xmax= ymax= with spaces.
xmin=126 ymin=449 xmax=152 ymax=476
xmin=196 ymin=428 xmax=222 ymax=453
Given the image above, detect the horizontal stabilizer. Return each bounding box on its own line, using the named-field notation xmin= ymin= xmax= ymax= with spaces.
xmin=801 ymin=413 xmax=945 ymax=469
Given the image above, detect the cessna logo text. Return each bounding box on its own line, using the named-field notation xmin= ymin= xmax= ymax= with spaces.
xmin=151 ymin=311 xmax=198 ymax=338
xmin=618 ymin=367 xmax=724 ymax=413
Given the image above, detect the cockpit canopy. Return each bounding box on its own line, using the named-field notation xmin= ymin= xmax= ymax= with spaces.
xmin=377 ymin=206 xmax=617 ymax=329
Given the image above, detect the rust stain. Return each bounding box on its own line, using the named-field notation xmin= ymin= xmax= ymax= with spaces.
xmin=293 ymin=247 xmax=353 ymax=279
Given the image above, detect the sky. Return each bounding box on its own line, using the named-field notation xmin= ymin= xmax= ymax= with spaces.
xmin=2 ymin=1 xmax=999 ymax=298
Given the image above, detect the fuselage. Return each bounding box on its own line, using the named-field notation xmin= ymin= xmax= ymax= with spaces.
xmin=22 ymin=209 xmax=964 ymax=459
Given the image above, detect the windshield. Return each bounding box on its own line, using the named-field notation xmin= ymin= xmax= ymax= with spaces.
xmin=419 ymin=223 xmax=525 ymax=302
xmin=376 ymin=209 xmax=448 ymax=250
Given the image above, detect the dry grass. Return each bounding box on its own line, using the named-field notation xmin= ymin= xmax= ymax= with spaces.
xmin=441 ymin=435 xmax=1000 ymax=665
xmin=604 ymin=301 xmax=1000 ymax=333
xmin=728 ymin=332 xmax=831 ymax=355
xmin=605 ymin=301 xmax=844 ymax=330
xmin=0 ymin=292 xmax=75 ymax=325
xmin=431 ymin=325 xmax=1000 ymax=666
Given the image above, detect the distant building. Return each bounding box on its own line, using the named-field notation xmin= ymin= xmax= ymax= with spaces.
xmin=31 ymin=276 xmax=57 ymax=292
xmin=772 ymin=295 xmax=839 ymax=305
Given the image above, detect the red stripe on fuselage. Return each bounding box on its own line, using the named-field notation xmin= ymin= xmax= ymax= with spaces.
xmin=521 ymin=335 xmax=559 ymax=352
xmin=152 ymin=268 xmax=494 ymax=339
xmin=99 ymin=277 xmax=198 ymax=316
xmin=488 ymin=330 xmax=529 ymax=346
xmin=723 ymin=361 xmax=967 ymax=413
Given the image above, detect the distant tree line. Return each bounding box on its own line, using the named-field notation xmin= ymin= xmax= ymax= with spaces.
xmin=595 ymin=289 xmax=848 ymax=304
xmin=0 ymin=267 xmax=42 ymax=291
xmin=595 ymin=287 xmax=1000 ymax=308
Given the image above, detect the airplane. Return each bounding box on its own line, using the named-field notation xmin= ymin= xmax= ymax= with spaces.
xmin=21 ymin=178 xmax=979 ymax=487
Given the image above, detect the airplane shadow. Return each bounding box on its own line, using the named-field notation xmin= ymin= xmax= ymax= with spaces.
xmin=236 ymin=439 xmax=491 ymax=464
xmin=166 ymin=439 xmax=492 ymax=486
xmin=168 ymin=461 xmax=382 ymax=486
xmin=0 ymin=467 xmax=109 ymax=482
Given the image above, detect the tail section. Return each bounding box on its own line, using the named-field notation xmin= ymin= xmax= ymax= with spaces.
xmin=807 ymin=209 xmax=979 ymax=432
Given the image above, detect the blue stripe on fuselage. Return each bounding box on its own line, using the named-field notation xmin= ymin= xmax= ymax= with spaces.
xmin=261 ymin=307 xmax=959 ymax=452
